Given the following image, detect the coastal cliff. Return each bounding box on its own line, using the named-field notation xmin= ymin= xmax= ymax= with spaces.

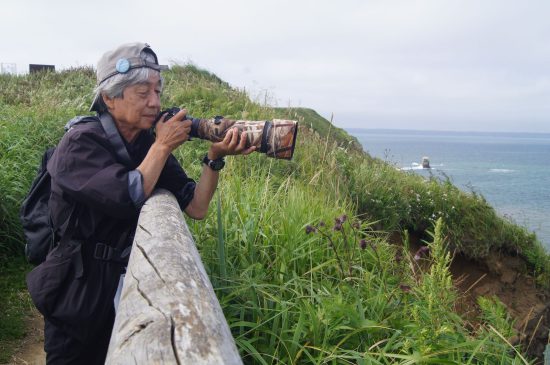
xmin=1 ymin=65 xmax=549 ymax=364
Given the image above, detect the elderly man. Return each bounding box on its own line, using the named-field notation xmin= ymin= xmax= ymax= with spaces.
xmin=41 ymin=42 xmax=254 ymax=364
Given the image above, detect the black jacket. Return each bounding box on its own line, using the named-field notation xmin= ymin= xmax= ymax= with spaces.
xmin=40 ymin=117 xmax=196 ymax=344
xmin=47 ymin=119 xmax=195 ymax=249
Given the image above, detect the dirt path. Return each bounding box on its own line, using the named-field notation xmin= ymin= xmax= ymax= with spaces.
xmin=7 ymin=307 xmax=45 ymax=365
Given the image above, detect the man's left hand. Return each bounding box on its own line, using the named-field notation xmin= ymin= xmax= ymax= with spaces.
xmin=208 ymin=128 xmax=256 ymax=160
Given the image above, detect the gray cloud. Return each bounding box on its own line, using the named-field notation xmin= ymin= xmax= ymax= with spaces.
xmin=2 ymin=0 xmax=550 ymax=132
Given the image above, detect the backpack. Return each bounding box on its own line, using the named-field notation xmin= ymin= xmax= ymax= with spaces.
xmin=20 ymin=113 xmax=134 ymax=265
xmin=19 ymin=116 xmax=102 ymax=265
xmin=20 ymin=147 xmax=57 ymax=264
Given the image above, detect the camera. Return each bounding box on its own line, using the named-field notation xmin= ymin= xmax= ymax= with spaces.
xmin=157 ymin=107 xmax=298 ymax=160
xmin=158 ymin=107 xmax=199 ymax=139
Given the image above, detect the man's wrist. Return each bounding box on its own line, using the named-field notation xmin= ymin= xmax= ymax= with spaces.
xmin=202 ymin=154 xmax=225 ymax=171
xmin=152 ymin=141 xmax=172 ymax=156
xmin=207 ymin=149 xmax=223 ymax=160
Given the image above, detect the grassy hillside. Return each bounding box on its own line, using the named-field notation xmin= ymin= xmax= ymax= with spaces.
xmin=1 ymin=65 xmax=549 ymax=363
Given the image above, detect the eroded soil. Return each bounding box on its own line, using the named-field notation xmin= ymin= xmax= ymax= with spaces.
xmin=450 ymin=251 xmax=550 ymax=363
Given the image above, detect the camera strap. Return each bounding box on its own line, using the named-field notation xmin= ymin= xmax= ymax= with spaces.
xmin=99 ymin=113 xmax=133 ymax=166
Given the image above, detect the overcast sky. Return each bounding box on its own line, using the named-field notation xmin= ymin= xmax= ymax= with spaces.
xmin=2 ymin=0 xmax=550 ymax=133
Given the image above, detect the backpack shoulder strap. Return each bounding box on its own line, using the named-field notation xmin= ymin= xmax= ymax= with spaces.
xmin=64 ymin=115 xmax=98 ymax=131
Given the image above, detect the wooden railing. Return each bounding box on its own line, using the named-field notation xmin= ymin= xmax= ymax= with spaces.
xmin=105 ymin=189 xmax=242 ymax=365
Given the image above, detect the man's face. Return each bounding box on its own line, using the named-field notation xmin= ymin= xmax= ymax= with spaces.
xmin=106 ymin=72 xmax=162 ymax=134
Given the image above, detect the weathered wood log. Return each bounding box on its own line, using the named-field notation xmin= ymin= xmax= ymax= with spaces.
xmin=105 ymin=189 xmax=242 ymax=365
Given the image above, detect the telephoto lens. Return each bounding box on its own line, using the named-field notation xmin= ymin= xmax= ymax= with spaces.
xmin=158 ymin=108 xmax=298 ymax=160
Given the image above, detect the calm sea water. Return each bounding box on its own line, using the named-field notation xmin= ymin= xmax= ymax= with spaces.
xmin=347 ymin=129 xmax=550 ymax=251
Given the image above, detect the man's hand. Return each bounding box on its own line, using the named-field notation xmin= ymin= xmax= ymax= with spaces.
xmin=207 ymin=128 xmax=256 ymax=160
xmin=155 ymin=108 xmax=191 ymax=152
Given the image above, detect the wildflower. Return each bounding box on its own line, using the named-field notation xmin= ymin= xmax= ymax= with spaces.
xmin=305 ymin=225 xmax=316 ymax=234
xmin=360 ymin=239 xmax=367 ymax=250
xmin=395 ymin=253 xmax=402 ymax=263
xmin=333 ymin=221 xmax=342 ymax=231
xmin=319 ymin=221 xmax=326 ymax=227
xmin=339 ymin=214 xmax=348 ymax=223
xmin=399 ymin=284 xmax=412 ymax=293
xmin=413 ymin=246 xmax=430 ymax=261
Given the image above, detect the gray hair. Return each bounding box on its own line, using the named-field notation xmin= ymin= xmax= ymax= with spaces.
xmin=94 ymin=50 xmax=164 ymax=112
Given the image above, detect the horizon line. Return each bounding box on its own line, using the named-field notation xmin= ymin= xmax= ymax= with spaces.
xmin=343 ymin=127 xmax=550 ymax=135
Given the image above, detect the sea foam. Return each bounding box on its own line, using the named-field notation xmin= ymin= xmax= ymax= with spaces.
xmin=489 ymin=168 xmax=515 ymax=173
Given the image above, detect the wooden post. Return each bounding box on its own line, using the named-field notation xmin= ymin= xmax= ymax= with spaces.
xmin=105 ymin=189 xmax=242 ymax=365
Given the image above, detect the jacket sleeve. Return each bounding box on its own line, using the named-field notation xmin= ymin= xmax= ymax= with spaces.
xmin=47 ymin=127 xmax=139 ymax=218
xmin=157 ymin=154 xmax=196 ymax=211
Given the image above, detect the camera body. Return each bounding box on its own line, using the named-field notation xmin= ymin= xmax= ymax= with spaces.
xmin=159 ymin=107 xmax=199 ymax=138
xmin=160 ymin=107 xmax=184 ymax=121
xmin=156 ymin=107 xmax=298 ymax=160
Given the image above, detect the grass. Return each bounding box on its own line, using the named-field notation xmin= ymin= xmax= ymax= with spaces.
xmin=1 ymin=65 xmax=549 ymax=363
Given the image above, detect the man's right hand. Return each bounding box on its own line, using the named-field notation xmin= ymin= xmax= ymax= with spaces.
xmin=155 ymin=108 xmax=192 ymax=152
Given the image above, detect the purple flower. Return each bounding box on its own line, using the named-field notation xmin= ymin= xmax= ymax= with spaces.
xmin=360 ymin=239 xmax=367 ymax=250
xmin=305 ymin=225 xmax=316 ymax=234
xmin=399 ymin=284 xmax=412 ymax=293
xmin=413 ymin=246 xmax=430 ymax=261
xmin=333 ymin=222 xmax=342 ymax=231
xmin=339 ymin=214 xmax=348 ymax=223
xmin=319 ymin=221 xmax=326 ymax=227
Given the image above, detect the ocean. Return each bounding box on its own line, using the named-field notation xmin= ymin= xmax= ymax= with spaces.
xmin=347 ymin=129 xmax=550 ymax=251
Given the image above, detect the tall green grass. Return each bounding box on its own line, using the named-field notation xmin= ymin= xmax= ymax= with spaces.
xmin=1 ymin=66 xmax=548 ymax=363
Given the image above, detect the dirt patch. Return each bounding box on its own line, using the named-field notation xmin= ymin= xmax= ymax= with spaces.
xmin=450 ymin=251 xmax=550 ymax=363
xmin=6 ymin=307 xmax=45 ymax=365
xmin=398 ymin=232 xmax=550 ymax=364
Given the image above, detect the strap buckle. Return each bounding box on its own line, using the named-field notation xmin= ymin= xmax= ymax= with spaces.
xmin=94 ymin=243 xmax=113 ymax=261
xmin=94 ymin=243 xmax=132 ymax=263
